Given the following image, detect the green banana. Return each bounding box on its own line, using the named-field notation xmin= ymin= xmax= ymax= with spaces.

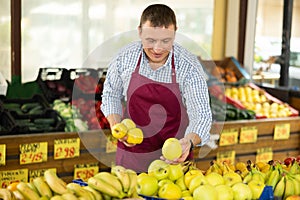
xmin=289 ymin=175 xmax=300 ymax=196
xmin=66 ymin=183 xmax=94 ymax=200
xmin=94 ymin=172 xmax=123 ymax=193
xmin=242 ymin=172 xmax=252 ymax=184
xmin=284 ymin=177 xmax=295 ymax=199
xmin=265 ymin=167 xmax=280 ymax=190
xmin=17 ymin=181 xmax=41 ymax=200
xmin=111 ymin=165 xmax=130 ymax=193
xmin=88 ymin=177 xmax=124 ymax=199
xmin=289 ymin=161 xmax=300 ymax=175
xmin=0 ymin=188 xmax=13 ymax=200
xmin=61 ymin=192 xmax=79 ymax=200
xmin=33 ymin=177 xmax=53 ymax=198
xmin=125 ymin=169 xmax=137 ymax=197
xmin=273 ymin=175 xmax=285 ymax=198
xmin=83 ymin=186 xmax=103 ymax=200
xmin=44 ymin=170 xmax=68 ymax=195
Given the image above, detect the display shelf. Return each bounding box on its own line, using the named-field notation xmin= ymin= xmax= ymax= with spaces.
xmin=0 ymin=117 xmax=299 ymax=185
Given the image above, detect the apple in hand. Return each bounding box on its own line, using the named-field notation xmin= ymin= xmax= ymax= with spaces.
xmin=248 ymin=179 xmax=265 ymax=199
xmin=126 ymin=127 xmax=143 ymax=144
xmin=111 ymin=123 xmax=128 ymax=139
xmin=215 ymin=184 xmax=234 ymax=200
xmin=162 ymin=138 xmax=182 ymax=160
xmin=148 ymin=159 xmax=170 ymax=180
xmin=121 ymin=118 xmax=136 ymax=129
xmin=232 ymin=182 xmax=252 ymax=200
xmin=136 ymin=173 xmax=158 ymax=196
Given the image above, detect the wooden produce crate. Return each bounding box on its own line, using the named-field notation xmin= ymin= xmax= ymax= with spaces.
xmin=0 ymin=130 xmax=115 ymax=186
xmin=194 ymin=117 xmax=300 ymax=170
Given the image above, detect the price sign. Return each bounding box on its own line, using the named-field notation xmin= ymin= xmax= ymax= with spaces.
xmin=219 ymin=129 xmax=238 ymax=146
xmin=0 ymin=144 xmax=6 ymax=166
xmin=19 ymin=142 xmax=48 ymax=165
xmin=29 ymin=168 xmax=56 ymax=182
xmin=0 ymin=169 xmax=28 ymax=188
xmin=274 ymin=123 xmax=290 ymax=140
xmin=54 ymin=138 xmax=80 ymax=160
xmin=239 ymin=126 xmax=258 ymax=144
xmin=106 ymin=138 xmax=117 ymax=153
xmin=256 ymin=147 xmax=273 ymax=163
xmin=217 ymin=151 xmax=236 ymax=165
xmin=74 ymin=163 xmax=99 ymax=182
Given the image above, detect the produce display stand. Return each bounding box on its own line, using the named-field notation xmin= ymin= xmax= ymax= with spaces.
xmin=0 ymin=117 xmax=299 ymax=186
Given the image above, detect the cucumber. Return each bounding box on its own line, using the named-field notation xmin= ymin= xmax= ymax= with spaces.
xmin=21 ymin=103 xmax=40 ymax=112
xmin=3 ymin=103 xmax=21 ymax=109
xmin=34 ymin=118 xmax=55 ymax=125
xmin=28 ymin=105 xmax=43 ymax=114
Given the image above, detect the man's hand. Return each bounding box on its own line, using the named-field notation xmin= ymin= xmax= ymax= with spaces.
xmin=118 ymin=135 xmax=136 ymax=147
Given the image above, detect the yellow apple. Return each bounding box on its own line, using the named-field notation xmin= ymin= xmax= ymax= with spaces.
xmin=168 ymin=164 xmax=184 ymax=181
xmin=184 ymin=169 xmax=203 ymax=188
xmin=121 ymin=118 xmax=136 ymax=130
xmin=158 ymin=179 xmax=173 ymax=188
xmin=175 ymin=175 xmax=187 ymax=191
xmin=162 ymin=137 xmax=182 ymax=160
xmin=148 ymin=159 xmax=170 ymax=180
xmin=248 ymin=179 xmax=265 ymax=199
xmin=111 ymin=123 xmax=128 ymax=139
xmin=181 ymin=190 xmax=192 ymax=197
xmin=205 ymin=172 xmax=225 ymax=186
xmin=126 ymin=127 xmax=143 ymax=144
xmin=136 ymin=173 xmax=158 ymax=196
xmin=158 ymin=182 xmax=182 ymax=199
xmin=232 ymin=182 xmax=252 ymax=200
xmin=188 ymin=174 xmax=209 ymax=193
xmin=223 ymin=172 xmax=242 ymax=187
xmin=193 ymin=184 xmax=218 ymax=200
xmin=215 ymin=184 xmax=234 ymax=200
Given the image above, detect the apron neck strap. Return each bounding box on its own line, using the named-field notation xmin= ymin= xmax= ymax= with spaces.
xmin=135 ymin=51 xmax=177 ymax=83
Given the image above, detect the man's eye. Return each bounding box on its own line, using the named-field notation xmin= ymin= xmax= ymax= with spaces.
xmin=163 ymin=39 xmax=171 ymax=43
xmin=147 ymin=39 xmax=155 ymax=43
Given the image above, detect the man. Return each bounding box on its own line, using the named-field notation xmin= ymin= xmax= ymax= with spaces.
xmin=101 ymin=4 xmax=212 ymax=172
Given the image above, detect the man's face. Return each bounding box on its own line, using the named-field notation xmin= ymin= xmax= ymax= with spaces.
xmin=139 ymin=21 xmax=176 ymax=65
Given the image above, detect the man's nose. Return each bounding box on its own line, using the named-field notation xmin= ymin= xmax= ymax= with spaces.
xmin=153 ymin=42 xmax=164 ymax=52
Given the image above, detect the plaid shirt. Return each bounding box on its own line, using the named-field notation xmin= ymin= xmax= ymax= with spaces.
xmin=101 ymin=41 xmax=212 ymax=146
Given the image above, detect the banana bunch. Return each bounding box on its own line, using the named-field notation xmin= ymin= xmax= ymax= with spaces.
xmin=87 ymin=165 xmax=138 ymax=199
xmin=0 ymin=188 xmax=14 ymax=200
xmin=205 ymin=160 xmax=224 ymax=175
xmin=242 ymin=164 xmax=266 ymax=184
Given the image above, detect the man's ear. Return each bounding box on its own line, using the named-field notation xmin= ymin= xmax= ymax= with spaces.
xmin=138 ymin=26 xmax=142 ymax=38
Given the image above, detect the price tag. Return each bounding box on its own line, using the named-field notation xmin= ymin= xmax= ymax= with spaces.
xmin=256 ymin=147 xmax=273 ymax=163
xmin=19 ymin=142 xmax=48 ymax=165
xmin=106 ymin=138 xmax=117 ymax=153
xmin=274 ymin=123 xmax=290 ymax=140
xmin=217 ymin=151 xmax=236 ymax=165
xmin=0 ymin=144 xmax=6 ymax=166
xmin=54 ymin=138 xmax=80 ymax=160
xmin=219 ymin=129 xmax=238 ymax=146
xmin=0 ymin=169 xmax=28 ymax=188
xmin=29 ymin=168 xmax=56 ymax=182
xmin=74 ymin=163 xmax=99 ymax=182
xmin=239 ymin=126 xmax=258 ymax=143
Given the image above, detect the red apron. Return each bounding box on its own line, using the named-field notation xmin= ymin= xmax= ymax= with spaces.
xmin=116 ymin=51 xmax=190 ymax=173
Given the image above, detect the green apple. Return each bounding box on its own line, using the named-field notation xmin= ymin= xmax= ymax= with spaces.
xmin=184 ymin=169 xmax=204 ymax=188
xmin=223 ymin=172 xmax=242 ymax=187
xmin=231 ymin=182 xmax=252 ymax=200
xmin=215 ymin=184 xmax=234 ymax=200
xmin=188 ymin=174 xmax=209 ymax=193
xmin=162 ymin=138 xmax=182 ymax=160
xmin=158 ymin=179 xmax=173 ymax=188
xmin=193 ymin=184 xmax=218 ymax=200
xmin=205 ymin=172 xmax=225 ymax=186
xmin=168 ymin=164 xmax=184 ymax=181
xmin=136 ymin=173 xmax=158 ymax=196
xmin=175 ymin=175 xmax=187 ymax=191
xmin=158 ymin=183 xmax=182 ymax=199
xmin=126 ymin=127 xmax=143 ymax=144
xmin=111 ymin=123 xmax=128 ymax=139
xmin=148 ymin=159 xmax=170 ymax=180
xmin=121 ymin=118 xmax=136 ymax=130
xmin=248 ymin=179 xmax=265 ymax=199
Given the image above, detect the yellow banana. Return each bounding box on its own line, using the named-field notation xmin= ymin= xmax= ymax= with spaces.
xmin=12 ymin=190 xmax=25 ymax=200
xmin=289 ymin=161 xmax=300 ymax=174
xmin=50 ymin=195 xmax=64 ymax=200
xmin=44 ymin=170 xmax=68 ymax=195
xmin=66 ymin=183 xmax=94 ymax=200
xmin=83 ymin=186 xmax=103 ymax=200
xmin=111 ymin=165 xmax=130 ymax=193
xmin=284 ymin=177 xmax=295 ymax=199
xmin=242 ymin=172 xmax=253 ymax=184
xmin=125 ymin=169 xmax=137 ymax=197
xmin=273 ymin=175 xmax=285 ymax=198
xmin=61 ymin=192 xmax=79 ymax=200
xmin=93 ymin=172 xmax=123 ymax=193
xmin=0 ymin=188 xmax=13 ymax=200
xmin=265 ymin=167 xmax=280 ymax=190
xmin=289 ymin=176 xmax=300 ymax=196
xmin=16 ymin=182 xmax=40 ymax=200
xmin=87 ymin=177 xmax=124 ymax=199
xmin=33 ymin=177 xmax=53 ymax=198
